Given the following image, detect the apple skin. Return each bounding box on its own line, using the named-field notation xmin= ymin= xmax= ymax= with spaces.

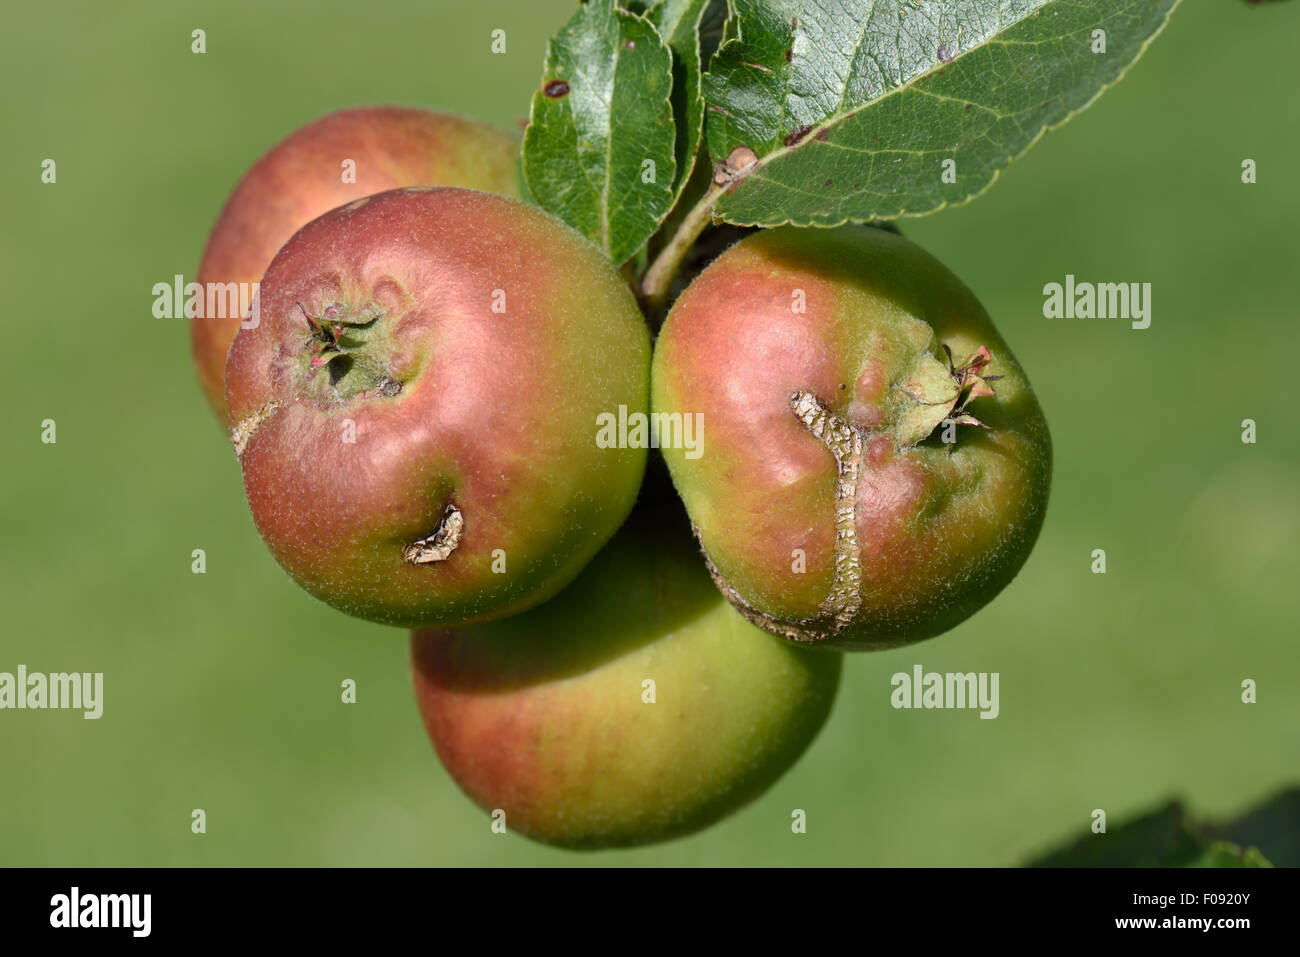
xmin=193 ymin=106 xmax=519 ymax=423
xmin=651 ymin=226 xmax=1051 ymax=651
xmin=410 ymin=507 xmax=842 ymax=850
xmin=227 ymin=187 xmax=649 ymax=629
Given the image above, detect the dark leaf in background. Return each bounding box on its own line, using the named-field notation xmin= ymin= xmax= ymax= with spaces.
xmin=1026 ymin=789 xmax=1300 ymax=867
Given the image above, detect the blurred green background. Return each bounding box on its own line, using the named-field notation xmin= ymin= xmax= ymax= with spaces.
xmin=1 ymin=0 xmax=1296 ymax=866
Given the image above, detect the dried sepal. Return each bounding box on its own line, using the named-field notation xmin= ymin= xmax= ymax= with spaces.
xmin=894 ymin=342 xmax=1000 ymax=447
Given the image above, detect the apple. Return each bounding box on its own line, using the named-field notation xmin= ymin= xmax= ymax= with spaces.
xmin=227 ymin=186 xmax=649 ymax=629
xmin=651 ymin=225 xmax=1052 ymax=650
xmin=410 ymin=506 xmax=842 ymax=849
xmin=193 ymin=106 xmax=520 ymax=423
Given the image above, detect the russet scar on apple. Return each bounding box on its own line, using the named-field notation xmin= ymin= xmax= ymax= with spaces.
xmin=651 ymin=225 xmax=1052 ymax=651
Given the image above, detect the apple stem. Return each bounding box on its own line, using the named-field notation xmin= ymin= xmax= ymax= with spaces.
xmin=639 ymin=185 xmax=724 ymax=316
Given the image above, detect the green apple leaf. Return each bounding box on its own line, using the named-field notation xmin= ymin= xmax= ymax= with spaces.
xmin=700 ymin=0 xmax=733 ymax=63
xmin=702 ymin=0 xmax=1182 ymax=227
xmin=523 ymin=0 xmax=677 ymax=264
xmin=646 ymin=0 xmax=720 ymax=207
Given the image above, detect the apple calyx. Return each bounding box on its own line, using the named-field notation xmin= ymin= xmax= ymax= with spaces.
xmin=893 ymin=343 xmax=1000 ymax=448
xmin=942 ymin=344 xmax=1001 ymax=430
xmin=297 ymin=301 xmax=405 ymax=404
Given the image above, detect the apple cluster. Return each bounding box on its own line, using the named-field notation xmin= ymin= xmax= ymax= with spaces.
xmin=195 ymin=106 xmax=1050 ymax=850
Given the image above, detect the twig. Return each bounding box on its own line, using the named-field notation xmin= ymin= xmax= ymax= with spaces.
xmin=639 ymin=186 xmax=723 ymax=314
